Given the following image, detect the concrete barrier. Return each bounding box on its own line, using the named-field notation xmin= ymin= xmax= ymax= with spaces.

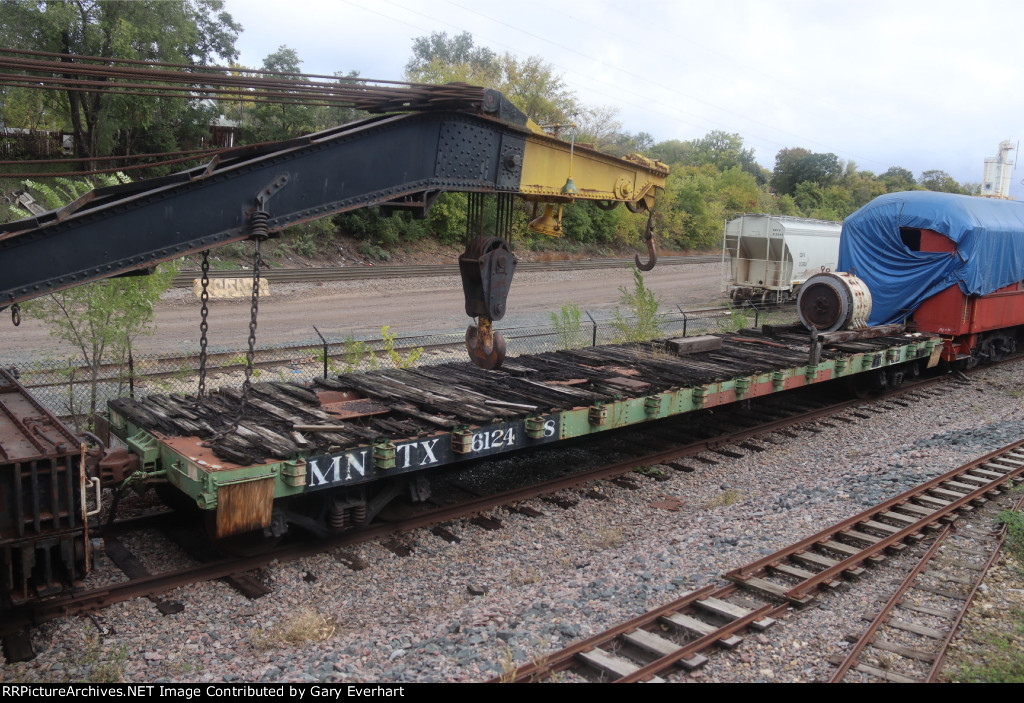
xmin=192 ymin=277 xmax=270 ymax=300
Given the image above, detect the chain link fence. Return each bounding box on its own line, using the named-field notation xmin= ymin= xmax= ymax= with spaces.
xmin=8 ymin=301 xmax=799 ymax=424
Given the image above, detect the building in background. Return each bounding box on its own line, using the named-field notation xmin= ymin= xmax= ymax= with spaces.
xmin=980 ymin=140 xmax=1016 ymax=199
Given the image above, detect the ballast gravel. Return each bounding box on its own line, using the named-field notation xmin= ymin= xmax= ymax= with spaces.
xmin=3 ymin=362 xmax=1024 ymax=683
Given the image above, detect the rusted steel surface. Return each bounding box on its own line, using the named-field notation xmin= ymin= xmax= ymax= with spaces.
xmin=108 ymin=331 xmax=917 ymax=468
xmin=0 ymin=367 xmax=89 ymax=613
xmin=725 ymin=441 xmax=1024 ymax=603
xmin=830 ymin=487 xmax=1024 ymax=683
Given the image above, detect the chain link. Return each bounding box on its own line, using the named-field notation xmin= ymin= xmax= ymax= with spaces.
xmin=240 ymin=236 xmax=263 ymax=407
xmin=196 ymin=249 xmax=211 ymax=400
xmin=203 ymin=211 xmax=268 ymax=441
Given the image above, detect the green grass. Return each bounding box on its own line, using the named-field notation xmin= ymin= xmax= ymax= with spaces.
xmin=950 ymin=607 xmax=1024 ymax=682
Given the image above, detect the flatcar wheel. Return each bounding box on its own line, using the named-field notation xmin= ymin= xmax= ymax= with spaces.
xmin=844 ymin=375 xmax=870 ymax=399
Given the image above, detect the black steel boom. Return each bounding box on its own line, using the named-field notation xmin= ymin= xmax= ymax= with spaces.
xmin=0 ymin=108 xmax=528 ymax=310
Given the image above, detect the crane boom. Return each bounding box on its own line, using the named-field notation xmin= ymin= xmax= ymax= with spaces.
xmin=0 ymin=88 xmax=668 ymax=367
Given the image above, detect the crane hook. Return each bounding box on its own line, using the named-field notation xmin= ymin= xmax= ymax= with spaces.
xmin=634 ymin=208 xmax=657 ymax=272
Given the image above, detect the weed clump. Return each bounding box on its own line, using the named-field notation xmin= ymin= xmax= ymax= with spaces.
xmin=704 ymin=488 xmax=745 ymax=509
xmin=250 ymin=610 xmax=338 ymax=649
xmin=550 ymin=302 xmax=588 ymax=350
xmin=611 ymin=267 xmax=664 ymax=343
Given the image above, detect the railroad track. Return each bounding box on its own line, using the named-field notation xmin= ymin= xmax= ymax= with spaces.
xmin=169 ymin=254 xmax=719 ymax=288
xmin=829 ymin=480 xmax=1024 ymax=682
xmin=0 ymin=370 xmax=953 ymax=653
xmin=493 ymin=438 xmax=1024 ymax=683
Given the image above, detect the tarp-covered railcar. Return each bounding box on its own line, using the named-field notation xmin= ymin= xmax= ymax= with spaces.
xmin=839 ymin=191 xmax=1024 ymax=326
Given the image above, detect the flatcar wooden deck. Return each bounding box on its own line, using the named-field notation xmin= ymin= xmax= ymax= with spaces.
xmin=109 ymin=327 xmax=933 ymax=468
xmin=105 ymin=326 xmax=940 ymax=538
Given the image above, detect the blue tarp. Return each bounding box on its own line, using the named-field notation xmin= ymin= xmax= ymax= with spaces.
xmin=838 ymin=191 xmax=1024 ymax=325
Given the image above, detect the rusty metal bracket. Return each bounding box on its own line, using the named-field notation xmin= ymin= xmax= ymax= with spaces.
xmin=256 ymin=173 xmax=290 ymax=210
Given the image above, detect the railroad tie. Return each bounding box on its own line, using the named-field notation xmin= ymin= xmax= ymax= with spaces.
xmin=620 ymin=629 xmax=708 ymax=671
xmin=576 ymin=648 xmax=666 ymax=682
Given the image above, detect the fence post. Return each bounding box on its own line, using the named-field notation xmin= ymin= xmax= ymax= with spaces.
xmin=676 ymin=305 xmax=688 ymax=337
xmin=313 ymin=325 xmax=329 ymax=379
xmin=585 ymin=311 xmax=597 ymax=347
xmin=128 ymin=348 xmax=135 ymax=399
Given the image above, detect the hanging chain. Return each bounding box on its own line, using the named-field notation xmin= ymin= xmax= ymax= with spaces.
xmin=208 ymin=213 xmax=268 ymax=442
xmin=240 ymin=234 xmax=264 ymax=408
xmin=195 ymin=249 xmax=211 ymax=401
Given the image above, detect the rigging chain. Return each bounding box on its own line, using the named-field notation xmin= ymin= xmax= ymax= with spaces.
xmin=195 ymin=250 xmax=211 ymax=401
xmin=202 ymin=215 xmax=267 ymax=444
xmin=241 ymin=232 xmax=265 ymax=407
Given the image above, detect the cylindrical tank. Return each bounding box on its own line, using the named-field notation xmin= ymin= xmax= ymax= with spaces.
xmin=797 ymin=272 xmax=872 ymax=332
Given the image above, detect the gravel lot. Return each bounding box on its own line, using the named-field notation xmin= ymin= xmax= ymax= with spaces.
xmin=3 ymin=361 xmax=1023 ymax=684
xmin=0 ymin=262 xmax=725 ymax=360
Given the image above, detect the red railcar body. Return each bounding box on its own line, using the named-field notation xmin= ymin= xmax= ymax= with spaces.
xmin=910 ymin=229 xmax=1024 ymax=362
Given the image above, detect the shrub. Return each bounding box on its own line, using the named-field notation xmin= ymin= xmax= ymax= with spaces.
xmin=550 ymin=302 xmax=588 ymax=349
xmin=611 ymin=267 xmax=665 ymax=343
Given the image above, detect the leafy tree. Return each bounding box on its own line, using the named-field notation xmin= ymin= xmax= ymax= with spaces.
xmin=920 ymin=169 xmax=968 ymax=194
xmin=689 ymin=131 xmax=765 ymax=182
xmin=405 ymin=31 xmax=499 ymax=83
xmin=773 ymin=147 xmax=811 ymax=195
xmin=648 ymin=139 xmax=694 ymax=167
xmin=661 ymin=165 xmax=725 ymax=249
xmin=792 ymin=182 xmax=853 ymax=221
xmin=28 ymin=267 xmax=175 ymax=427
xmin=716 ymin=166 xmax=763 ymax=213
xmin=772 ymin=147 xmax=841 ymax=196
xmin=0 ymin=0 xmax=240 ymax=161
xmin=574 ymin=105 xmax=624 ymax=151
xmin=236 ymin=46 xmax=325 ymax=142
xmin=13 ymin=173 xmax=175 ymax=426
xmin=404 ymin=31 xmax=577 ymax=124
xmin=499 ymin=53 xmax=578 ymax=125
xmin=881 ymin=166 xmax=917 ymax=192
xmin=843 ymin=170 xmax=888 ymax=209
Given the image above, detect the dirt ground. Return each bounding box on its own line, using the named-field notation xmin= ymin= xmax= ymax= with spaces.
xmin=1 ymin=260 xmax=726 ymax=359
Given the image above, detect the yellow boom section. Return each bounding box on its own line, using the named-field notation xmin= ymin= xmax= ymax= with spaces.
xmin=519 ymin=131 xmax=669 ymax=209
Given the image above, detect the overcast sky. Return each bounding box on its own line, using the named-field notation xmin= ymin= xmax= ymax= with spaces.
xmin=222 ymin=0 xmax=1024 ymax=198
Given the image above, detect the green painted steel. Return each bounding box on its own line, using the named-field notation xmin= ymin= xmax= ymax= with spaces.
xmin=107 ymin=336 xmax=941 ymax=512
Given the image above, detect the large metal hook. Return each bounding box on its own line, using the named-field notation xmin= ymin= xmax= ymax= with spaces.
xmin=634 ymin=208 xmax=657 ymax=271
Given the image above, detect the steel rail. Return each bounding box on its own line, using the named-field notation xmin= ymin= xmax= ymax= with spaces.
xmin=783 ymin=445 xmax=1024 ymax=601
xmin=724 ymin=439 xmax=1024 ymax=599
xmin=925 ymin=489 xmax=1024 ymax=681
xmin=829 ymin=523 xmax=953 ymax=682
xmin=830 ymin=486 xmax=1024 ymax=683
xmin=3 ymin=374 xmax=941 ymax=637
xmin=497 ymin=435 xmax=1024 ymax=684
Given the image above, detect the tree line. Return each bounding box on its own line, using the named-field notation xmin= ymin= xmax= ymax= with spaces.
xmin=0 ymin=2 xmax=980 ymax=256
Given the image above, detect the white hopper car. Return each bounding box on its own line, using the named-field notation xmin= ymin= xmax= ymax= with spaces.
xmin=722 ymin=214 xmax=842 ymax=303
